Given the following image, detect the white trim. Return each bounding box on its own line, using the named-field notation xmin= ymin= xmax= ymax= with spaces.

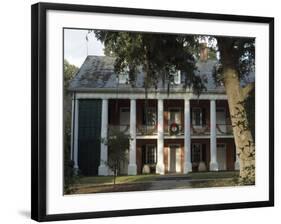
xmin=75 ymin=92 xmax=228 ymax=100
xmin=184 ymin=99 xmax=192 ymax=173
xmin=136 ymin=136 xmax=158 ymax=139
xmin=210 ymin=99 xmax=219 ymax=171
xmin=128 ymin=99 xmax=137 ymax=175
xmin=191 ymin=135 xmax=234 ymax=139
xmin=156 ymin=99 xmax=165 ymax=174
xmin=70 ymin=94 xmax=74 ymax=161
xmin=98 ymin=99 xmax=109 ymax=176
xmin=73 ymin=98 xmax=79 ymax=169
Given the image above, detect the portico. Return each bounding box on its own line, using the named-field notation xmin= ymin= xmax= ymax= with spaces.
xmin=71 ymin=92 xmax=234 ymax=176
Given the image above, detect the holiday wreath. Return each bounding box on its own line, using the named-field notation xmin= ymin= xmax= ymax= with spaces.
xmin=169 ymin=123 xmax=180 ymax=135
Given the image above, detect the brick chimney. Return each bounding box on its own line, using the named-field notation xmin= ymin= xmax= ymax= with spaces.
xmin=199 ymin=43 xmax=208 ymax=62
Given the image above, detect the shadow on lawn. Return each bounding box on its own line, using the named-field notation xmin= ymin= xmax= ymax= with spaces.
xmin=69 ymin=171 xmax=242 ymax=194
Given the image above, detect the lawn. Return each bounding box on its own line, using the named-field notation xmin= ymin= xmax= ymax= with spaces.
xmin=67 ymin=171 xmax=240 ymax=194
xmin=76 ymin=171 xmax=239 ymax=185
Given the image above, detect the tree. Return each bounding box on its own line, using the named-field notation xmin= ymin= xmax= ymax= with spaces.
xmin=63 ymin=60 xmax=78 ymax=193
xmin=94 ymin=31 xmax=205 ymax=94
xmin=94 ymin=31 xmax=206 ymax=137
xmin=215 ymin=37 xmax=255 ymax=184
xmin=101 ymin=127 xmax=130 ymax=184
xmin=93 ymin=31 xmax=255 ymax=184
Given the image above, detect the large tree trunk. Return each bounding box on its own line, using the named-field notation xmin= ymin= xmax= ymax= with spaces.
xmin=218 ymin=38 xmax=255 ymax=184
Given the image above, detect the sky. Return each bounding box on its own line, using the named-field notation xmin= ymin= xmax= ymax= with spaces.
xmin=63 ymin=29 xmax=220 ymax=68
xmin=64 ymin=29 xmax=104 ymax=67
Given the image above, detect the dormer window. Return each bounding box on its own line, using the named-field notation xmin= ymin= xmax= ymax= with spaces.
xmin=172 ymin=70 xmax=181 ymax=85
xmin=117 ymin=67 xmax=129 ymax=84
xmin=118 ymin=72 xmax=129 ymax=84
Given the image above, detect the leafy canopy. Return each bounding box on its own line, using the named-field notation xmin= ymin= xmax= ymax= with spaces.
xmin=93 ymin=30 xmax=206 ymax=94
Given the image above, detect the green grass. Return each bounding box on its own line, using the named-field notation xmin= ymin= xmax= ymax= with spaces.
xmin=76 ymin=171 xmax=239 ymax=186
xmin=186 ymin=171 xmax=239 ymax=180
xmin=76 ymin=174 xmax=159 ymax=186
xmin=68 ymin=171 xmax=241 ymax=194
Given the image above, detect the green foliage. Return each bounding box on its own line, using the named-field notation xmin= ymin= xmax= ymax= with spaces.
xmin=212 ymin=37 xmax=255 ymax=87
xmin=215 ymin=37 xmax=255 ymax=81
xmin=93 ymin=30 xmax=206 ymax=93
xmin=64 ymin=59 xmax=78 ymax=94
xmin=63 ymin=60 xmax=79 ymax=194
xmin=101 ymin=127 xmax=131 ymax=184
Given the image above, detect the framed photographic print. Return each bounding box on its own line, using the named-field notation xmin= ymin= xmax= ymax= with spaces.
xmin=31 ymin=2 xmax=274 ymax=222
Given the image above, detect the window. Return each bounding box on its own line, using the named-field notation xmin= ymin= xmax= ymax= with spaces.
xmin=144 ymin=145 xmax=157 ymax=164
xmin=117 ymin=72 xmax=129 ymax=84
xmin=172 ymin=70 xmax=181 ymax=84
xmin=192 ymin=143 xmax=202 ymax=163
xmin=169 ymin=108 xmax=181 ymax=125
xmin=119 ymin=108 xmax=130 ymax=133
xmin=192 ymin=108 xmax=202 ymax=126
xmin=143 ymin=107 xmax=157 ymax=125
xmin=120 ymin=108 xmax=130 ymax=125
xmin=117 ymin=67 xmax=130 ymax=84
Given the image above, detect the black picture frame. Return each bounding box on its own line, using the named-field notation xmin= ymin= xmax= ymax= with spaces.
xmin=31 ymin=2 xmax=274 ymax=222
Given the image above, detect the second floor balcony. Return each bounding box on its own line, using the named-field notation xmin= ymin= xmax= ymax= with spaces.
xmin=191 ymin=124 xmax=233 ymax=136
xmin=108 ymin=123 xmax=233 ymax=137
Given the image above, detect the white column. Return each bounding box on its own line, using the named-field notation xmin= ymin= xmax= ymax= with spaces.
xmin=70 ymin=94 xmax=75 ymax=162
xmin=235 ymin=150 xmax=240 ymax=170
xmin=156 ymin=99 xmax=165 ymax=174
xmin=73 ymin=97 xmax=79 ymax=170
xmin=184 ymin=99 xmax=192 ymax=173
xmin=210 ymin=99 xmax=219 ymax=171
xmin=98 ymin=99 xmax=109 ymax=176
xmin=128 ymin=99 xmax=137 ymax=175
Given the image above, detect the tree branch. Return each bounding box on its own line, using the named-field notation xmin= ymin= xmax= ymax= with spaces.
xmin=241 ymin=83 xmax=254 ymax=99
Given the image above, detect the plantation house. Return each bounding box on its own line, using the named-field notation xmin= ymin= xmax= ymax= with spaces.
xmin=68 ymin=49 xmax=253 ymax=176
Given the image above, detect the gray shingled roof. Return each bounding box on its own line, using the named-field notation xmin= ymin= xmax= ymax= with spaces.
xmin=69 ymin=55 xmax=254 ymax=93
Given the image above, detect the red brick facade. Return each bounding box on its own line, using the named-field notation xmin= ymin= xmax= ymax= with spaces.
xmin=107 ymin=99 xmax=236 ymax=175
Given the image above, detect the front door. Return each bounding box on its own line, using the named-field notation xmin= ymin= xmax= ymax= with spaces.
xmin=217 ymin=144 xmax=227 ymax=170
xmin=168 ymin=145 xmax=181 ymax=173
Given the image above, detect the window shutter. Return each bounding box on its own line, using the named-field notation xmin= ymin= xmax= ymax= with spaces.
xmin=142 ymin=108 xmax=146 ymax=125
xmin=202 ymin=144 xmax=206 ymax=162
xmin=202 ymin=108 xmax=206 ymax=126
xmin=190 ymin=107 xmax=193 ymax=125
xmin=141 ymin=145 xmax=146 ymax=165
xmin=191 ymin=144 xmax=194 ymax=163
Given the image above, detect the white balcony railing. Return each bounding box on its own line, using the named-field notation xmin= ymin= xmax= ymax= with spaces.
xmin=108 ymin=123 xmax=233 ymax=137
